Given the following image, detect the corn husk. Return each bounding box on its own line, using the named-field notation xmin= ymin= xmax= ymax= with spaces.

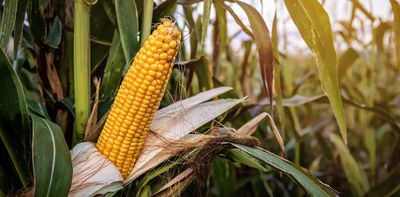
xmin=68 ymin=87 xmax=243 ymax=196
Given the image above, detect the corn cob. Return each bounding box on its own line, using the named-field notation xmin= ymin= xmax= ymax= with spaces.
xmin=96 ymin=19 xmax=181 ymax=178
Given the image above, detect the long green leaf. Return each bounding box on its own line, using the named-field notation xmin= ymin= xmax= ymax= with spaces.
xmin=29 ymin=0 xmax=47 ymax=42
xmin=0 ymin=48 xmax=31 ymax=189
xmin=338 ymin=48 xmax=359 ymax=81
xmin=90 ymin=2 xmax=114 ymax=70
xmin=115 ymin=0 xmax=139 ymax=64
xmin=45 ymin=16 xmax=63 ymax=49
xmin=0 ymin=0 xmax=18 ymax=51
xmin=201 ymin=0 xmax=211 ymax=53
xmin=232 ymin=144 xmax=336 ymax=196
xmin=329 ymin=134 xmax=369 ymax=196
xmin=229 ymin=149 xmax=269 ymax=172
xmin=31 ymin=114 xmax=72 ymax=197
xmin=272 ymin=11 xmax=285 ymax=136
xmin=100 ymin=31 xmax=127 ymax=99
xmin=153 ymin=0 xmax=177 ymax=22
xmin=391 ymin=0 xmax=400 ymax=68
xmin=13 ymin=0 xmax=29 ymax=57
xmin=212 ymin=157 xmax=237 ymax=197
xmin=284 ymin=0 xmax=347 ymax=143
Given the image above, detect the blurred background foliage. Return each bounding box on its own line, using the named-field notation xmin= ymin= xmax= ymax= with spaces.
xmin=0 ymin=0 xmax=399 ymax=196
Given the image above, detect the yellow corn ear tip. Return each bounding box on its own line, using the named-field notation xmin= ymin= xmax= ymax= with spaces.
xmin=96 ymin=19 xmax=181 ymax=178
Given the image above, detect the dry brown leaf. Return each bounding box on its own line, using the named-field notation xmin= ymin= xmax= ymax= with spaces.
xmin=266 ymin=113 xmax=285 ymax=154
xmin=155 ymin=168 xmax=194 ymax=195
xmin=85 ymin=77 xmax=101 ymax=139
xmin=237 ymin=112 xmax=268 ymax=136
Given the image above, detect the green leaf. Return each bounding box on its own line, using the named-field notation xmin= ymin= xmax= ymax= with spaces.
xmin=284 ymin=0 xmax=347 ymax=143
xmin=14 ymin=0 xmax=29 ymax=57
xmin=153 ymin=0 xmax=177 ymax=22
xmin=90 ymin=2 xmax=114 ymax=70
xmin=229 ymin=149 xmax=269 ymax=172
xmin=0 ymin=0 xmax=18 ymax=51
xmin=391 ymin=0 xmax=400 ymax=68
xmin=29 ymin=0 xmax=47 ymax=42
xmin=201 ymin=0 xmax=211 ymax=53
xmin=100 ymin=31 xmax=127 ymax=99
xmin=232 ymin=144 xmax=336 ymax=196
xmin=182 ymin=57 xmax=213 ymax=91
xmin=40 ymin=0 xmax=50 ymax=7
xmin=27 ymin=100 xmax=50 ymax=119
xmin=136 ymin=162 xmax=177 ymax=195
xmin=215 ymin=3 xmax=227 ymax=50
xmin=212 ymin=157 xmax=236 ymax=197
xmin=338 ymin=48 xmax=359 ymax=81
xmin=0 ymin=48 xmax=31 ymax=188
xmin=235 ymin=1 xmax=274 ymax=108
xmin=115 ymin=0 xmax=139 ymax=64
xmin=45 ymin=16 xmax=63 ymax=49
xmin=272 ymin=11 xmax=285 ymax=135
xmin=31 ymin=114 xmax=72 ymax=197
xmin=329 ymin=134 xmax=369 ymax=196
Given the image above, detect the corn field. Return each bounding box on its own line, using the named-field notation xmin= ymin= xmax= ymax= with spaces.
xmin=0 ymin=0 xmax=399 ymax=196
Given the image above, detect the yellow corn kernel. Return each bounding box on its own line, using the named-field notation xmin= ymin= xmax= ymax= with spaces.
xmin=96 ymin=19 xmax=181 ymax=178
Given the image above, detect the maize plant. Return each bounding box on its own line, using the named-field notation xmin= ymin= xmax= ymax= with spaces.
xmin=0 ymin=0 xmax=399 ymax=197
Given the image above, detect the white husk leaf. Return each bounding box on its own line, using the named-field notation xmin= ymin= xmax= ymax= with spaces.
xmin=69 ymin=87 xmax=242 ymax=194
xmin=154 ymin=86 xmax=233 ymax=126
xmin=126 ymin=97 xmax=245 ymax=182
xmin=127 ymin=134 xmax=211 ymax=182
xmin=68 ymin=142 xmax=123 ymax=197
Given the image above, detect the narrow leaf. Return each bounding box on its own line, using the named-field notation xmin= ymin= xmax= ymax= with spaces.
xmin=284 ymin=0 xmax=347 ymax=143
xmin=237 ymin=112 xmax=267 ymax=136
xmin=155 ymin=168 xmax=194 ymax=194
xmin=233 ymin=144 xmax=336 ymax=196
xmin=329 ymin=134 xmax=369 ymax=196
xmin=14 ymin=0 xmax=29 ymax=57
xmin=338 ymin=48 xmax=359 ymax=81
xmin=201 ymin=0 xmax=212 ymax=53
xmin=29 ymin=0 xmax=47 ymax=42
xmin=45 ymin=16 xmax=63 ymax=49
xmin=115 ymin=0 xmax=139 ymax=63
xmin=153 ymin=0 xmax=177 ymax=22
xmin=0 ymin=0 xmax=18 ymax=51
xmin=229 ymin=149 xmax=269 ymax=172
xmin=235 ymin=1 xmax=274 ymax=108
xmin=100 ymin=31 xmax=127 ymax=99
xmin=272 ymin=11 xmax=285 ymax=136
xmin=391 ymin=0 xmax=400 ymax=68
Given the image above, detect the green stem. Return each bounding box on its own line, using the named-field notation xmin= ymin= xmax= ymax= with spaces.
xmin=74 ymin=0 xmax=91 ymax=141
xmin=140 ymin=0 xmax=154 ymax=45
xmin=0 ymin=126 xmax=28 ymax=189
